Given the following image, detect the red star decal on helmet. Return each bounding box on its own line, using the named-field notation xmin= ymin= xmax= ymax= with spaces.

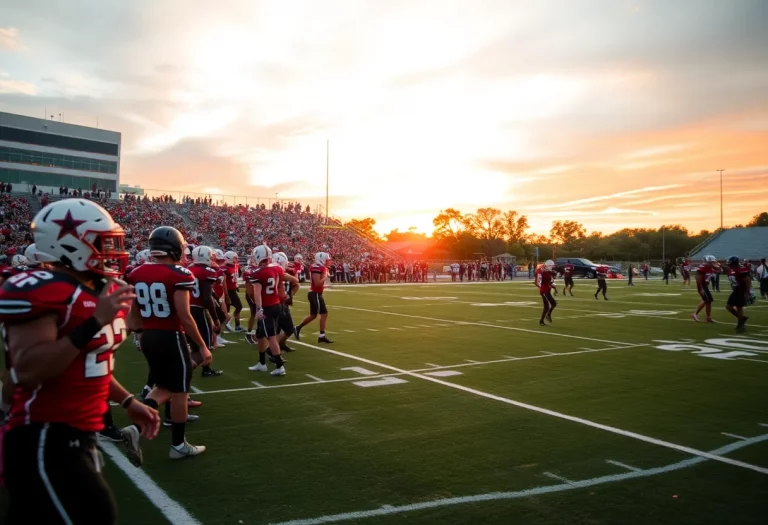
xmin=52 ymin=210 xmax=87 ymax=240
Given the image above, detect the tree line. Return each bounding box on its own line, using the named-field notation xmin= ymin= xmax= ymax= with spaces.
xmin=345 ymin=210 xmax=768 ymax=262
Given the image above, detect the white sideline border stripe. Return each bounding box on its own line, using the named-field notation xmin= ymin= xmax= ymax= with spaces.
xmin=265 ymin=434 xmax=768 ymax=525
xmin=287 ymin=340 xmax=768 ymax=476
xmin=101 ymin=442 xmax=202 ymax=525
xmin=606 ymin=459 xmax=641 ymax=472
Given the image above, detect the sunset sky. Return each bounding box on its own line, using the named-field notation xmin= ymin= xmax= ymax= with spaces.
xmin=1 ymin=0 xmax=767 ymax=236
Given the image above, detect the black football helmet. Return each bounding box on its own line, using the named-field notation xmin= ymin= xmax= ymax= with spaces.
xmin=148 ymin=226 xmax=185 ymax=262
xmin=726 ymin=255 xmax=740 ymax=266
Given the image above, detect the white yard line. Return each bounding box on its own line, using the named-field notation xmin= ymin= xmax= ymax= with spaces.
xmin=100 ymin=442 xmax=202 ymax=525
xmin=542 ymin=472 xmax=574 ymax=484
xmin=306 ymin=374 xmax=324 ymax=382
xmin=189 ymin=385 xmax=203 ymax=394
xmin=286 ymin=340 xmax=768 ymax=476
xmin=265 ymin=434 xmax=768 ymax=525
xmin=330 ymin=305 xmax=639 ymax=346
xmin=194 ymin=345 xmax=646 ymax=395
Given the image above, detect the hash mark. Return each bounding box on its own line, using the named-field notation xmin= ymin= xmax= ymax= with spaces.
xmin=305 ymin=374 xmax=324 ymax=382
xmin=606 ymin=459 xmax=642 ymax=472
xmin=251 ymin=381 xmax=265 ymax=388
xmin=543 ymin=472 xmax=574 ymax=485
xmin=722 ymin=432 xmax=748 ymax=441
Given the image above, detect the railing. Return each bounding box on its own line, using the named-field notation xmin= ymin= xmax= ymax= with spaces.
xmin=687 ymin=229 xmax=723 ymax=259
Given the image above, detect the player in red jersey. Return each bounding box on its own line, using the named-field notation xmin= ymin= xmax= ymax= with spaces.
xmin=272 ymin=252 xmax=300 ymax=352
xmin=246 ymin=246 xmax=288 ymax=376
xmin=0 ymin=254 xmax=29 ymax=285
xmin=125 ymin=226 xmax=210 ymax=459
xmin=242 ymin=254 xmax=259 ymax=343
xmin=562 ymin=262 xmax=575 ymax=296
xmin=0 ymin=199 xmax=160 ymax=525
xmin=594 ymin=265 xmax=609 ymax=300
xmin=693 ymin=255 xmax=718 ymax=323
xmin=725 ymin=255 xmax=751 ymax=332
xmin=681 ymin=257 xmax=692 ymax=286
xmin=223 ymin=250 xmax=244 ymax=332
xmin=293 ymin=253 xmax=305 ymax=282
xmin=294 ymin=252 xmax=333 ymax=344
xmin=211 ymin=249 xmax=231 ymax=345
xmin=535 ymin=260 xmax=557 ymax=325
xmin=188 ymin=246 xmax=223 ymax=378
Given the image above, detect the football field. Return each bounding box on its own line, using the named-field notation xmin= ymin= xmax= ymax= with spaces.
xmin=103 ymin=279 xmax=767 ymax=523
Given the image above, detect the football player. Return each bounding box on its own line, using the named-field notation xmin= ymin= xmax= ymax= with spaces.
xmin=0 ymin=254 xmax=29 ymax=285
xmin=0 ymin=199 xmax=160 ymax=524
xmin=294 ymin=252 xmax=334 ymax=344
xmin=681 ymin=256 xmax=692 ymax=286
xmin=594 ymin=265 xmax=608 ymax=300
xmin=211 ymin=249 xmax=232 ymax=344
xmin=272 ymin=252 xmax=300 ymax=352
xmin=125 ymin=226 xmax=210 ymax=459
xmin=188 ymin=246 xmax=224 ymax=378
xmin=562 ymin=261 xmax=575 ymax=296
xmin=294 ymin=253 xmax=305 ymax=282
xmin=725 ymin=255 xmax=751 ymax=332
xmin=223 ymin=250 xmax=243 ymax=332
xmin=693 ymin=255 xmax=718 ymax=323
xmin=536 ymin=260 xmax=557 ymax=325
xmin=246 ymin=246 xmax=287 ymax=376
xmin=243 ymin=253 xmax=259 ymax=344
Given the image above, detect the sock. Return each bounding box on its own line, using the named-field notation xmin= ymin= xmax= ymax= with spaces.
xmin=103 ymin=407 xmax=114 ymax=428
xmin=319 ymin=331 xmax=325 ymax=337
xmin=144 ymin=398 xmax=159 ymax=410
xmin=273 ymin=354 xmax=284 ymax=368
xmin=171 ymin=422 xmax=186 ymax=447
xmin=259 ymin=352 xmax=266 ymax=365
xmin=235 ymin=320 xmax=241 ymax=327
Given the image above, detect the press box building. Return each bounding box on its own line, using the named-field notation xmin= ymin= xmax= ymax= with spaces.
xmin=0 ymin=111 xmax=120 ymax=195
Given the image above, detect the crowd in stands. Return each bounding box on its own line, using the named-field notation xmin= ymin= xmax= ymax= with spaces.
xmin=187 ymin=200 xmax=388 ymax=264
xmin=0 ymin=193 xmax=33 ymax=258
xmin=103 ymin=194 xmax=190 ymax=255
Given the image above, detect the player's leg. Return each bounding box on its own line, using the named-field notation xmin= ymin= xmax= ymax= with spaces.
xmin=278 ymin=306 xmax=295 ymax=352
xmin=546 ymin=291 xmax=557 ymax=322
xmin=296 ymin=291 xmax=319 ymax=340
xmin=539 ymin=294 xmax=550 ymax=325
xmin=317 ymin=295 xmax=333 ymax=343
xmin=4 ymin=424 xmax=118 ymax=525
xmin=216 ymin=300 xmax=231 ymax=345
xmin=193 ymin=307 xmax=222 ymax=377
xmin=602 ymin=280 xmax=608 ymax=299
xmin=99 ymin=405 xmax=124 ymax=442
xmin=229 ymin=289 xmax=244 ymax=331
xmin=1 ymin=368 xmax=12 ymax=420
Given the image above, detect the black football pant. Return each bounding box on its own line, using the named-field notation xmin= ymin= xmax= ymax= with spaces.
xmin=3 ymin=423 xmax=116 ymax=525
xmin=596 ymin=280 xmax=607 ymax=297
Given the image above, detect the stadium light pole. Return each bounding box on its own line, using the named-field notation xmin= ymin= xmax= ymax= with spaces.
xmin=717 ymin=169 xmax=724 ymax=230
xmin=325 ymin=139 xmax=330 ymax=223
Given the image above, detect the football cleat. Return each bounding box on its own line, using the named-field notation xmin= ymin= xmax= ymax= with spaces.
xmin=318 ymin=336 xmax=334 ymax=344
xmin=217 ymin=335 xmax=231 ymax=345
xmin=201 ymin=368 xmax=223 ymax=377
xmin=248 ymin=363 xmax=268 ymax=372
xmin=120 ymin=425 xmax=143 ymax=467
xmin=539 ymin=320 xmax=546 ymax=326
xmin=706 ymin=317 xmax=714 ymax=323
xmin=162 ymin=414 xmax=200 ymax=427
xmin=294 ymin=326 xmax=302 ymax=340
xmin=546 ymin=313 xmax=552 ymax=323
xmin=169 ymin=441 xmax=206 ymax=459
xmin=187 ymin=398 xmax=203 ymax=408
xmin=225 ymin=322 xmax=234 ymax=332
xmin=244 ymin=332 xmax=255 ymax=345
xmin=235 ymin=326 xmax=245 ymax=332
xmin=271 ymin=366 xmax=286 ymax=376
xmin=99 ymin=425 xmax=124 ymax=443
xmin=692 ymin=313 xmax=700 ymax=322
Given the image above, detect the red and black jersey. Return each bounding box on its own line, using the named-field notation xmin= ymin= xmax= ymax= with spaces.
xmin=188 ymin=263 xmax=219 ymax=308
xmin=284 ymin=263 xmax=298 ymax=295
xmin=696 ymin=263 xmax=716 ymax=284
xmin=728 ymin=266 xmax=751 ymax=293
xmin=224 ymin=263 xmax=238 ymax=291
xmin=212 ymin=267 xmax=225 ymax=299
xmin=1 ymin=265 xmax=30 ymax=281
xmin=126 ymin=263 xmax=195 ymax=331
xmin=563 ymin=263 xmax=575 ymax=277
xmin=309 ymin=263 xmax=327 ymax=293
xmin=0 ymin=269 xmax=128 ymax=432
xmin=536 ymin=268 xmax=555 ymax=294
xmin=596 ymin=265 xmax=609 ymax=279
xmin=248 ymin=264 xmax=285 ymax=307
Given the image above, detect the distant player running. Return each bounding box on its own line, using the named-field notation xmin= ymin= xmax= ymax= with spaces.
xmin=693 ymin=255 xmax=718 ymax=323
xmin=594 ymin=265 xmax=608 ymax=300
xmin=536 ymin=260 xmax=557 ymax=325
xmin=295 ymin=252 xmax=334 ymax=344
xmin=725 ymin=255 xmax=751 ymax=332
xmin=562 ymin=261 xmax=575 ymax=296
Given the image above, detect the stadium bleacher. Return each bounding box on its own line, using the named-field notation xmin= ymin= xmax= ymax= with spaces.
xmin=689 ymin=227 xmax=768 ymax=261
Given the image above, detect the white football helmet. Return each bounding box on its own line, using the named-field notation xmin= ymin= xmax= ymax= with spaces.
xmin=24 ymin=243 xmax=42 ymax=263
xmin=315 ymin=252 xmax=331 ymax=266
xmin=544 ymin=259 xmax=555 ymax=270
xmin=224 ymin=250 xmax=238 ymax=265
xmin=185 ymin=244 xmax=195 ymax=260
xmin=273 ymin=251 xmax=289 ymax=269
xmin=32 ymin=199 xmax=128 ymax=277
xmin=294 ymin=254 xmax=304 ymax=264
xmin=252 ymin=245 xmax=272 ymax=265
xmin=136 ymin=249 xmax=151 ymax=265
xmin=11 ymin=254 xmax=28 ymax=267
xmin=703 ymin=255 xmax=717 ymax=263
xmin=214 ymin=249 xmax=226 ymax=264
xmin=192 ymin=246 xmax=214 ymax=266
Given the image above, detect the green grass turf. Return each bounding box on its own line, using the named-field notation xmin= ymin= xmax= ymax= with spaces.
xmin=4 ymin=278 xmax=768 ymax=524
